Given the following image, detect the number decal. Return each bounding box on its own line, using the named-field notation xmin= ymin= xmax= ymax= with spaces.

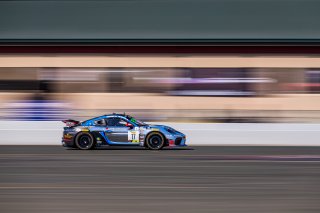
xmin=128 ymin=130 xmax=139 ymax=143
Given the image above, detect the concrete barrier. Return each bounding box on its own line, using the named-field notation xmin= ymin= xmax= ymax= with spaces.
xmin=0 ymin=121 xmax=319 ymax=146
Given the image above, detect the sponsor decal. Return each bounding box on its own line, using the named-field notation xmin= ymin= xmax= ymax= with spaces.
xmin=151 ymin=128 xmax=159 ymax=131
xmin=81 ymin=128 xmax=89 ymax=132
xmin=128 ymin=130 xmax=139 ymax=143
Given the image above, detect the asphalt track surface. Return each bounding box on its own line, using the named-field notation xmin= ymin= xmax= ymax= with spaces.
xmin=1 ymin=146 xmax=320 ymax=213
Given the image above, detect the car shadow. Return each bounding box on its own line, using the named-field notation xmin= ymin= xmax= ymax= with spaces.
xmin=66 ymin=146 xmax=194 ymax=151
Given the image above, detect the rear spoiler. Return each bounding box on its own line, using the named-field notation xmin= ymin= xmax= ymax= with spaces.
xmin=62 ymin=119 xmax=80 ymax=127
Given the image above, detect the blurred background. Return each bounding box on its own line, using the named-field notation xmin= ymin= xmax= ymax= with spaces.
xmin=1 ymin=0 xmax=320 ymax=124
xmin=1 ymin=63 xmax=320 ymax=123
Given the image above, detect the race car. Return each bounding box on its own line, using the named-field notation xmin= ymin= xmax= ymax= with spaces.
xmin=62 ymin=113 xmax=186 ymax=150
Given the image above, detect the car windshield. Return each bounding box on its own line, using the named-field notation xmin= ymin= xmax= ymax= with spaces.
xmin=126 ymin=115 xmax=147 ymax=126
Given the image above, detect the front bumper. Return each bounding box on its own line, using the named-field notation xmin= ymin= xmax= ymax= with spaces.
xmin=168 ymin=134 xmax=187 ymax=147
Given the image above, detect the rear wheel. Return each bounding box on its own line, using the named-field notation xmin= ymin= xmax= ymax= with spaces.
xmin=75 ymin=132 xmax=95 ymax=150
xmin=145 ymin=132 xmax=165 ymax=150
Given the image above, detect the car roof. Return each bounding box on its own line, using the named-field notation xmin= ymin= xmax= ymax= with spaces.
xmin=80 ymin=113 xmax=129 ymax=124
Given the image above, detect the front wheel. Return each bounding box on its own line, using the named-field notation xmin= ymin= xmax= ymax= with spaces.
xmin=75 ymin=132 xmax=95 ymax=150
xmin=145 ymin=132 xmax=165 ymax=150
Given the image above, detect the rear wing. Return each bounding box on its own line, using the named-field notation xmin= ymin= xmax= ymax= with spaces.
xmin=62 ymin=119 xmax=80 ymax=127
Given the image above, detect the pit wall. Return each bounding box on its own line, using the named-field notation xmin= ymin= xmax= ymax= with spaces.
xmin=1 ymin=121 xmax=320 ymax=146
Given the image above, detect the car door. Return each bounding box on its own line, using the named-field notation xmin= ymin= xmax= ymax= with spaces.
xmin=104 ymin=117 xmax=132 ymax=143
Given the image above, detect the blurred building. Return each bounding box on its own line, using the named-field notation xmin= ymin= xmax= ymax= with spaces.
xmin=1 ymin=0 xmax=320 ymax=122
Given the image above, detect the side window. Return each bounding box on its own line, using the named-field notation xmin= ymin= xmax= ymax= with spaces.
xmin=94 ymin=119 xmax=106 ymax=126
xmin=105 ymin=117 xmax=128 ymax=127
xmin=105 ymin=117 xmax=116 ymax=126
xmin=105 ymin=117 xmax=129 ymax=127
xmin=117 ymin=118 xmax=128 ymax=127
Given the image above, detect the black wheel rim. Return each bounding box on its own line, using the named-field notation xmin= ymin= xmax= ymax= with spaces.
xmin=148 ymin=135 xmax=163 ymax=149
xmin=78 ymin=135 xmax=92 ymax=148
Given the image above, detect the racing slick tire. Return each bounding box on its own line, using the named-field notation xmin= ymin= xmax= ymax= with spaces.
xmin=145 ymin=132 xmax=165 ymax=150
xmin=75 ymin=132 xmax=96 ymax=150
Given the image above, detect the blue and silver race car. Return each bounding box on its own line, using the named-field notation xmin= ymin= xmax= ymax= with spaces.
xmin=62 ymin=113 xmax=186 ymax=150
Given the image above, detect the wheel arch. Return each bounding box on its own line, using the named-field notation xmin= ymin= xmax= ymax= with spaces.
xmin=144 ymin=131 xmax=168 ymax=147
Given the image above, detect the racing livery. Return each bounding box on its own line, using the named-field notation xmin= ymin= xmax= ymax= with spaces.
xmin=62 ymin=113 xmax=186 ymax=150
